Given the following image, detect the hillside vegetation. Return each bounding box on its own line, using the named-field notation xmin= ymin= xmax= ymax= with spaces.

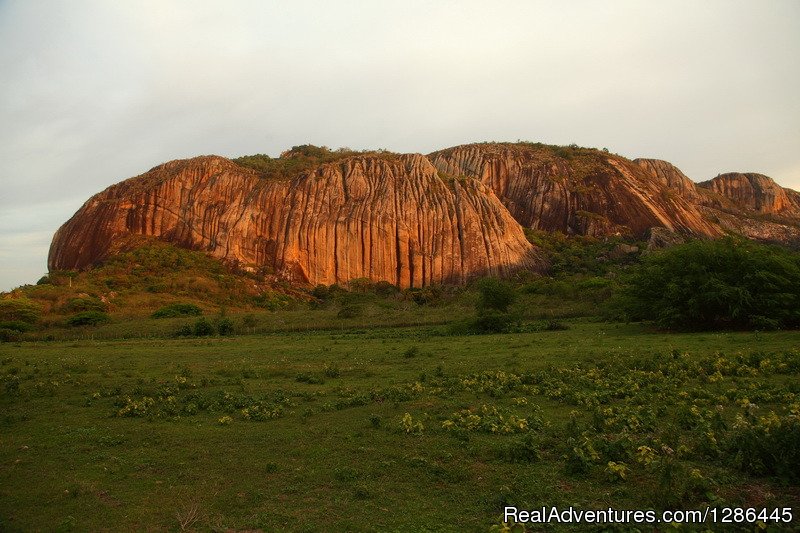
xmin=6 ymin=233 xmax=800 ymax=342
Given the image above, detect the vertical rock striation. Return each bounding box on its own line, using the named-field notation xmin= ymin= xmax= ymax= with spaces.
xmin=49 ymin=153 xmax=541 ymax=287
xmin=48 ymin=142 xmax=800 ymax=285
xmin=429 ymin=144 xmax=721 ymax=238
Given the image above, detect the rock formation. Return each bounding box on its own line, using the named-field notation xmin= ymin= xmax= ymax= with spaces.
xmin=632 ymin=158 xmax=701 ymax=201
xmin=429 ymin=144 xmax=721 ymax=238
xmin=698 ymin=173 xmax=800 ymax=218
xmin=49 ymin=153 xmax=540 ymax=287
xmin=49 ymin=142 xmax=800 ymax=288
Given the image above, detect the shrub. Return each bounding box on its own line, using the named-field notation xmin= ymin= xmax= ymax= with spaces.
xmin=403 ymin=346 xmax=419 ymax=358
xmin=404 ymin=286 xmax=442 ymax=305
xmin=399 ymin=413 xmax=424 ymax=434
xmin=347 ymin=278 xmax=373 ymax=293
xmin=216 ymin=317 xmax=235 ymax=336
xmin=0 ymin=321 xmax=33 ymax=333
xmin=476 ymin=278 xmax=515 ymax=313
xmin=544 ymin=320 xmax=569 ymax=331
xmin=0 ymin=328 xmax=22 ymax=342
xmin=468 ymin=310 xmax=515 ymax=334
xmin=241 ymin=314 xmax=258 ymax=329
xmin=151 ymin=303 xmax=202 ymax=319
xmin=66 ymin=311 xmax=111 ymax=327
xmin=337 ymin=304 xmax=363 ymax=319
xmin=0 ymin=299 xmax=41 ymax=324
xmin=174 ymin=324 xmax=194 ymax=337
xmin=192 ymin=318 xmax=215 ymax=336
xmin=296 ymin=372 xmax=324 ymax=384
xmin=373 ymin=280 xmax=399 ymax=297
xmin=323 ymin=363 xmax=340 ymax=378
xmin=619 ymin=238 xmax=800 ymax=330
xmin=252 ymin=292 xmax=291 ymax=310
xmin=64 ymin=297 xmax=107 ymax=313
xmin=311 ymin=284 xmax=331 ymax=300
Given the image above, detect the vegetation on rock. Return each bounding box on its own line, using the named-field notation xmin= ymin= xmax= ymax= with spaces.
xmin=233 ymin=144 xmax=396 ymax=180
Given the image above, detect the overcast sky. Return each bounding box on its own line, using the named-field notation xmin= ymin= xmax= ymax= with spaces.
xmin=1 ymin=0 xmax=798 ymax=291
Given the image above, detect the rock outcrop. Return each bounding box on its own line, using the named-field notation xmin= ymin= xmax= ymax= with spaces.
xmin=429 ymin=144 xmax=721 ymax=238
xmin=698 ymin=173 xmax=800 ymax=219
xmin=49 ymin=153 xmax=541 ymax=287
xmin=633 ymin=158 xmax=700 ymax=201
xmin=49 ymin=142 xmax=800 ymax=287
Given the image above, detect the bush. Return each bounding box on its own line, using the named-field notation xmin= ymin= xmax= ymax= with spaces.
xmin=0 ymin=328 xmax=22 ymax=342
xmin=241 ymin=314 xmax=258 ymax=329
xmin=476 ymin=278 xmax=515 ymax=313
xmin=151 ymin=303 xmax=203 ymax=319
xmin=192 ymin=318 xmax=215 ymax=336
xmin=619 ymin=238 xmax=800 ymax=330
xmin=498 ymin=434 xmax=541 ymax=463
xmin=64 ymin=297 xmax=107 ymax=313
xmin=0 ymin=299 xmax=41 ymax=324
xmin=66 ymin=311 xmax=111 ymax=327
xmin=337 ymin=304 xmax=363 ymax=319
xmin=403 ymin=346 xmax=419 ymax=358
xmin=174 ymin=324 xmax=194 ymax=337
xmin=456 ymin=277 xmax=518 ymax=334
xmin=468 ymin=310 xmax=516 ymax=334
xmin=0 ymin=321 xmax=33 ymax=333
xmin=323 ymin=363 xmax=341 ymax=378
xmin=311 ymin=284 xmax=331 ymax=300
xmin=544 ymin=320 xmax=569 ymax=331
xmin=404 ymin=286 xmax=442 ymax=305
xmin=216 ymin=317 xmax=235 ymax=336
xmin=373 ymin=280 xmax=399 ymax=297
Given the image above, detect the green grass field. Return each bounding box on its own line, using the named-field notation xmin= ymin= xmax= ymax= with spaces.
xmin=2 ymin=320 xmax=799 ymax=532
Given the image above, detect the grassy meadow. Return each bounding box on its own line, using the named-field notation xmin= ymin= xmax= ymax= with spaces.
xmin=2 ymin=320 xmax=799 ymax=531
xmin=2 ymin=236 xmax=800 ymax=531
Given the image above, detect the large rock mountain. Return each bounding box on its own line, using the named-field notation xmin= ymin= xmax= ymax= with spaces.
xmin=49 ymin=152 xmax=539 ymax=288
xmin=49 ymin=142 xmax=800 ymax=287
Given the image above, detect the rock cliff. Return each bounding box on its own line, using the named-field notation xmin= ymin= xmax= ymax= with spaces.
xmin=429 ymin=144 xmax=721 ymax=238
xmin=49 ymin=142 xmax=800 ymax=287
xmin=698 ymin=173 xmax=800 ymax=219
xmin=49 ymin=153 xmax=540 ymax=287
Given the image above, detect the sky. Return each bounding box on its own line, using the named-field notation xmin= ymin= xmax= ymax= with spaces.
xmin=1 ymin=0 xmax=799 ymax=291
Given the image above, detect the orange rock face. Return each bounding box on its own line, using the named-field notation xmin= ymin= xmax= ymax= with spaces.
xmin=698 ymin=173 xmax=800 ymax=217
xmin=49 ymin=154 xmax=541 ymax=287
xmin=429 ymin=144 xmax=721 ymax=238
xmin=49 ymin=143 xmax=800 ymax=286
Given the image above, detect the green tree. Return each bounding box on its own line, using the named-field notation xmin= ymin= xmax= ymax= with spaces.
xmin=619 ymin=237 xmax=800 ymax=330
